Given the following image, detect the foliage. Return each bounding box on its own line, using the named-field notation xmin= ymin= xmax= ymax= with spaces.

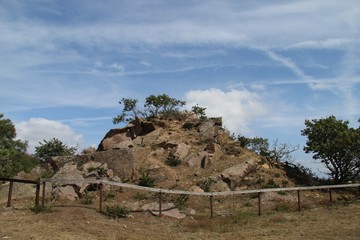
xmin=104 ymin=193 xmax=116 ymax=201
xmin=81 ymin=191 xmax=94 ymax=205
xmin=30 ymin=205 xmax=52 ymax=214
xmin=113 ymin=98 xmax=143 ymax=124
xmin=113 ymin=94 xmax=186 ymax=124
xmin=238 ymin=136 xmax=270 ymax=156
xmin=0 ymin=114 xmax=38 ymax=177
xmin=282 ymin=161 xmax=318 ymax=186
xmin=144 ymin=94 xmax=186 ymax=119
xmin=173 ymin=194 xmax=189 ymax=210
xmin=165 ymin=153 xmax=182 ymax=167
xmin=87 ymin=166 xmax=107 ymax=177
xmin=138 ymin=170 xmax=156 ymax=187
xmin=35 ymin=138 xmax=77 ymax=161
xmin=301 ymin=116 xmax=360 ymax=183
xmin=238 ymin=136 xmax=299 ymax=163
xmin=191 ymin=104 xmax=207 ymax=121
xmin=102 ymin=205 xmax=129 ymax=218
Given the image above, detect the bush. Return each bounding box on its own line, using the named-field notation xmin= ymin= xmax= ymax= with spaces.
xmin=81 ymin=192 xmax=94 ymax=205
xmin=138 ymin=170 xmax=156 ymax=187
xmin=30 ymin=205 xmax=52 ymax=214
xmin=173 ymin=194 xmax=189 ymax=210
xmin=102 ymin=205 xmax=129 ymax=218
xmin=165 ymin=154 xmax=182 ymax=167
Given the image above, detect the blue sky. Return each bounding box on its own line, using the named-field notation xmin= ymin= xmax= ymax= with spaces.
xmin=1 ymin=0 xmax=359 ymax=175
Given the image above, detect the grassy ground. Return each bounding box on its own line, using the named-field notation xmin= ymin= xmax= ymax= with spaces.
xmin=1 ymin=193 xmax=360 ymax=240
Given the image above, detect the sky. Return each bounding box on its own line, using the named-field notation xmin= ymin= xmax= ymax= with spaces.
xmin=1 ymin=0 xmax=359 ymax=176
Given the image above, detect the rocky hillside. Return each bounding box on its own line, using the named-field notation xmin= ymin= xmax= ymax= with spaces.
xmin=46 ymin=113 xmax=293 ymax=201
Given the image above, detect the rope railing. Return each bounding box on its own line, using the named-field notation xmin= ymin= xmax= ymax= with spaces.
xmin=2 ymin=177 xmax=360 ymax=218
xmin=40 ymin=178 xmax=360 ymax=217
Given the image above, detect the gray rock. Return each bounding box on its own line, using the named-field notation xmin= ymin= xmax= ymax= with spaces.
xmin=185 ymin=151 xmax=209 ymax=168
xmin=52 ymin=186 xmax=79 ymax=201
xmin=220 ymin=158 xmax=257 ymax=190
xmin=142 ymin=202 xmax=186 ymax=219
xmin=174 ymin=143 xmax=191 ymax=161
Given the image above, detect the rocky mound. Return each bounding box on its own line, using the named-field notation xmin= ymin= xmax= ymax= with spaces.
xmin=47 ymin=115 xmax=292 ymax=202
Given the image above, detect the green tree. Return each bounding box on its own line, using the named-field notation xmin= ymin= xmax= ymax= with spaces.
xmin=113 ymin=98 xmax=142 ymax=124
xmin=301 ymin=116 xmax=360 ymax=183
xmin=238 ymin=135 xmax=299 ymax=162
xmin=144 ymin=94 xmax=186 ymax=119
xmin=0 ymin=114 xmax=38 ymax=177
xmin=191 ymin=104 xmax=207 ymax=121
xmin=35 ymin=138 xmax=77 ymax=169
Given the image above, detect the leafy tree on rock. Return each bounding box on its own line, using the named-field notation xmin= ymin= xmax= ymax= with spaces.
xmin=144 ymin=94 xmax=186 ymax=119
xmin=113 ymin=98 xmax=143 ymax=124
xmin=301 ymin=116 xmax=360 ymax=183
xmin=113 ymin=94 xmax=186 ymax=124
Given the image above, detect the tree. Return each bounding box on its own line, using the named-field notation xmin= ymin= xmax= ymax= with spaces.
xmin=191 ymin=104 xmax=207 ymax=121
xmin=113 ymin=94 xmax=186 ymax=124
xmin=0 ymin=114 xmax=38 ymax=177
xmin=113 ymin=98 xmax=142 ymax=124
xmin=301 ymin=116 xmax=360 ymax=183
xmin=144 ymin=94 xmax=186 ymax=119
xmin=238 ymin=135 xmax=299 ymax=162
xmin=35 ymin=138 xmax=77 ymax=162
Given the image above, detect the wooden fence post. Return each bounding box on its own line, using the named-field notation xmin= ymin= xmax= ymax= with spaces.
xmin=159 ymin=191 xmax=162 ymax=217
xmin=35 ymin=182 xmax=40 ymax=207
xmin=297 ymin=190 xmax=301 ymax=212
xmin=210 ymin=195 xmax=214 ymax=218
xmin=258 ymin=192 xmax=261 ymax=216
xmin=42 ymin=182 xmax=46 ymax=207
xmin=99 ymin=183 xmax=103 ymax=212
xmin=7 ymin=181 xmax=14 ymax=207
xmin=329 ymin=189 xmax=333 ymax=206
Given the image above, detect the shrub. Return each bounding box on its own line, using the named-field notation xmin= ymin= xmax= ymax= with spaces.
xmin=104 ymin=193 xmax=115 ymax=201
xmin=30 ymin=205 xmax=52 ymax=214
xmin=81 ymin=192 xmax=94 ymax=205
xmin=173 ymin=194 xmax=189 ymax=210
xmin=102 ymin=205 xmax=129 ymax=218
xmin=133 ymin=192 xmax=149 ymax=201
xmin=165 ymin=154 xmax=182 ymax=167
xmin=138 ymin=170 xmax=156 ymax=187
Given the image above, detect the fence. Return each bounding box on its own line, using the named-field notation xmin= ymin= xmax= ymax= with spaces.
xmin=40 ymin=178 xmax=360 ymax=218
xmin=0 ymin=177 xmax=42 ymax=208
xmin=1 ymin=177 xmax=359 ymax=217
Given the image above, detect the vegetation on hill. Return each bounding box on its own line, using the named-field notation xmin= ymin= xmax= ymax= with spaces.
xmin=301 ymin=115 xmax=360 ymax=183
xmin=0 ymin=114 xmax=38 ymax=177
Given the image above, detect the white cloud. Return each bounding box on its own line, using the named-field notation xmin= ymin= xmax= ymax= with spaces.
xmin=16 ymin=118 xmax=83 ymax=154
xmin=185 ymin=88 xmax=267 ymax=135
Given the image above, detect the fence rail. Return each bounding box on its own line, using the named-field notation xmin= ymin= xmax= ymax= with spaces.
xmin=41 ymin=178 xmax=360 ymax=217
xmin=2 ymin=177 xmax=360 ymax=218
xmin=0 ymin=177 xmax=41 ymax=208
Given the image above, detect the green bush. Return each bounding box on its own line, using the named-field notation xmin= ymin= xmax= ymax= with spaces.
xmin=138 ymin=171 xmax=156 ymax=187
xmin=165 ymin=154 xmax=182 ymax=167
xmin=30 ymin=205 xmax=52 ymax=214
xmin=81 ymin=192 xmax=94 ymax=205
xmin=173 ymin=194 xmax=189 ymax=210
xmin=102 ymin=205 xmax=129 ymax=218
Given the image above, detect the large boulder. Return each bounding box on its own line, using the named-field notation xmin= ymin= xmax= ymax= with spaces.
xmin=205 ymin=143 xmax=223 ymax=164
xmin=220 ymin=158 xmax=257 ymax=190
xmin=185 ymin=151 xmax=209 ymax=168
xmin=97 ymin=118 xmax=156 ymax=151
xmin=174 ymin=143 xmax=191 ymax=161
xmin=198 ymin=118 xmax=222 ymax=141
xmin=52 ymin=186 xmax=79 ymax=201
